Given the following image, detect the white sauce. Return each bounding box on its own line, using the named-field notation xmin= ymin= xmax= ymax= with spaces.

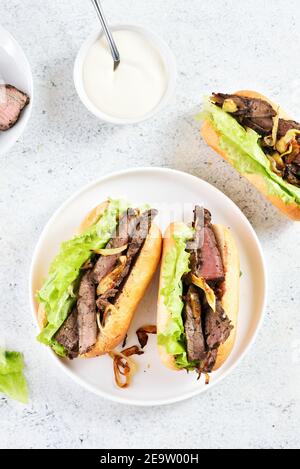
xmin=83 ymin=30 xmax=168 ymax=119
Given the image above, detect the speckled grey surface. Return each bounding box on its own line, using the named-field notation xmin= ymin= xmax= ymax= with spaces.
xmin=1 ymin=0 xmax=300 ymax=449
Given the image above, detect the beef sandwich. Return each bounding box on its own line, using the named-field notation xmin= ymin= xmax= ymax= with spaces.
xmin=201 ymin=91 xmax=300 ymax=220
xmin=37 ymin=199 xmax=162 ymax=358
xmin=157 ymin=206 xmax=239 ymax=376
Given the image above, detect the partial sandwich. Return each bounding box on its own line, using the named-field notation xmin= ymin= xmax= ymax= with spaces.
xmin=157 ymin=206 xmax=239 ymax=377
xmin=201 ymin=91 xmax=300 ymax=220
xmin=37 ymin=199 xmax=162 ymax=358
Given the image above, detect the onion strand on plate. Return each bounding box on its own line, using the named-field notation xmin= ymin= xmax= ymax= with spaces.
xmin=109 ymin=345 xmax=143 ymax=388
xmin=136 ymin=325 xmax=157 ymax=348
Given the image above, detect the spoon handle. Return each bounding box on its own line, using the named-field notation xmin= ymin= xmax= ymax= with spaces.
xmin=91 ymin=0 xmax=120 ymax=68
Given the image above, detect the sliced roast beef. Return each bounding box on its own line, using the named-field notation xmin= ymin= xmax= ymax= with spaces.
xmin=184 ymin=286 xmax=206 ymax=362
xmin=199 ymin=349 xmax=218 ymax=374
xmin=187 ymin=206 xmax=224 ymax=282
xmin=196 ymin=302 xmax=232 ymax=373
xmin=115 ymin=208 xmax=157 ymax=284
xmin=242 ymin=100 xmax=276 ymax=135
xmin=198 ymin=225 xmax=224 ymax=281
xmin=212 ymin=93 xmax=250 ymax=114
xmin=212 ymin=93 xmax=275 ymax=120
xmin=291 ymin=163 xmax=300 ymax=176
xmin=212 ymin=92 xmax=276 ymax=136
xmin=0 ymin=84 xmax=30 ymax=131
xmin=277 ymin=119 xmax=300 ymax=139
xmin=212 ymin=93 xmax=300 ymax=141
xmin=55 ymin=307 xmax=79 ymax=358
xmin=96 ymin=209 xmax=158 ymax=302
xmin=284 ymin=165 xmax=300 ymax=187
xmin=92 ymin=209 xmax=137 ymax=284
xmin=293 ymin=153 xmax=300 ymax=165
xmin=127 ymin=209 xmax=157 ymax=255
xmin=243 ymin=117 xmax=274 ymax=136
xmin=204 ymin=301 xmax=233 ymax=350
xmin=198 ymin=211 xmax=224 ymax=282
xmin=77 ymin=271 xmax=97 ymax=354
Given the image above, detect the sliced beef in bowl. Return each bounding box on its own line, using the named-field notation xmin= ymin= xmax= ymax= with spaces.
xmin=0 ymin=84 xmax=30 ymax=131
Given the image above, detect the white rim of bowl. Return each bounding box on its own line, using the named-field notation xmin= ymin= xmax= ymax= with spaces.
xmin=73 ymin=25 xmax=177 ymax=125
xmin=29 ymin=167 xmax=268 ymax=406
xmin=0 ymin=25 xmax=33 ymax=154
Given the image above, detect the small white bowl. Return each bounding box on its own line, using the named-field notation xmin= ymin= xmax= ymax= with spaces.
xmin=0 ymin=25 xmax=33 ymax=155
xmin=74 ymin=25 xmax=177 ymax=125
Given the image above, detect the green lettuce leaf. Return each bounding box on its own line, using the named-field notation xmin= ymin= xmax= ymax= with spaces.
xmin=37 ymin=198 xmax=130 ymax=353
xmin=0 ymin=350 xmax=28 ymax=403
xmin=157 ymin=224 xmax=196 ymax=369
xmin=201 ymin=101 xmax=300 ymax=205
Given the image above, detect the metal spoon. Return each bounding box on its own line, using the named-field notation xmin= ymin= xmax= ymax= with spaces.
xmin=91 ymin=0 xmax=120 ymax=71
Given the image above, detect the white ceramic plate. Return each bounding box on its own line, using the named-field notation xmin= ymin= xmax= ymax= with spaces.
xmin=0 ymin=25 xmax=33 ymax=154
xmin=30 ymin=168 xmax=267 ymax=406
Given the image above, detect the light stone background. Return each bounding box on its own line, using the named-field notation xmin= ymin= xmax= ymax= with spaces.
xmin=1 ymin=0 xmax=300 ymax=449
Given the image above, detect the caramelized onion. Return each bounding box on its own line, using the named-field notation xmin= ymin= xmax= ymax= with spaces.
xmin=109 ymin=351 xmax=137 ymax=389
xmin=284 ymin=141 xmax=300 ymax=164
xmin=197 ymin=371 xmax=211 ymax=384
xmin=136 ymin=325 xmax=157 ymax=348
xmin=93 ymin=244 xmax=128 ymax=256
xmin=97 ymin=256 xmax=127 ymax=295
xmin=222 ymin=99 xmax=238 ymax=113
xmin=103 ymin=303 xmax=117 ymax=326
xmin=97 ymin=303 xmax=118 ymax=330
xmin=122 ymin=345 xmax=144 ymax=357
xmin=272 ymin=151 xmax=286 ymax=169
xmin=191 ymin=274 xmax=216 ymax=312
xmin=263 ymin=135 xmax=273 ymax=147
xmin=276 ymin=129 xmax=300 ymax=154
xmin=264 ymin=109 xmax=280 ymax=148
xmin=268 ymin=156 xmax=283 ymax=176
xmin=96 ymin=312 xmax=102 ymax=331
xmin=272 ymin=110 xmax=280 ymax=147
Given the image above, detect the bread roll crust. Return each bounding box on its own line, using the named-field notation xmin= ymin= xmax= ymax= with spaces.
xmin=212 ymin=225 xmax=240 ymax=369
xmin=201 ymin=90 xmax=300 ymax=221
xmin=157 ymin=223 xmax=186 ymax=371
xmin=38 ymin=201 xmax=162 ymax=358
xmin=78 ymin=201 xmax=109 ymax=234
xmin=84 ymin=222 xmax=162 ymax=357
xmin=157 ymin=222 xmax=240 ymax=372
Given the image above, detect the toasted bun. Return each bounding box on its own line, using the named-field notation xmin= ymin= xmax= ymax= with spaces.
xmin=38 ymin=201 xmax=162 ymax=358
xmin=211 ymin=224 xmax=240 ymax=369
xmin=157 ymin=223 xmax=186 ymax=371
xmin=84 ymin=222 xmax=162 ymax=357
xmin=201 ymin=90 xmax=300 ymax=221
xmin=78 ymin=201 xmax=109 ymax=234
xmin=157 ymin=222 xmax=240 ymax=372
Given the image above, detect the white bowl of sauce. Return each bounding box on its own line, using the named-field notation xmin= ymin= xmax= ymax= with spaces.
xmin=74 ymin=25 xmax=176 ymax=125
